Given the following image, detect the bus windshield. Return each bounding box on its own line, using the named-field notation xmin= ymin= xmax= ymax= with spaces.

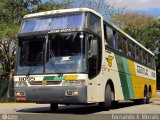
xmin=16 ymin=32 xmax=87 ymax=74
xmin=21 ymin=13 xmax=85 ymax=33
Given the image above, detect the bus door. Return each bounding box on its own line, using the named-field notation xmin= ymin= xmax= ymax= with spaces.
xmin=87 ymin=35 xmax=100 ymax=102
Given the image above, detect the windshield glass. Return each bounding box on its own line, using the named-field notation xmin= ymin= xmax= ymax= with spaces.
xmin=16 ymin=32 xmax=87 ymax=75
xmin=21 ymin=13 xmax=85 ymax=33
xmin=45 ymin=32 xmax=86 ymax=73
xmin=17 ymin=37 xmax=44 ymax=74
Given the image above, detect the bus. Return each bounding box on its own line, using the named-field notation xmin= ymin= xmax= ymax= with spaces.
xmin=14 ymin=8 xmax=156 ymax=111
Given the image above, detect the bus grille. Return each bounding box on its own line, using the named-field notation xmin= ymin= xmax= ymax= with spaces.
xmin=28 ymin=81 xmax=62 ymax=85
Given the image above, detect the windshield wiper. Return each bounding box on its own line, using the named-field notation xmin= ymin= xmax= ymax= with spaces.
xmin=46 ymin=35 xmax=63 ymax=76
xmin=49 ymin=50 xmax=63 ymax=76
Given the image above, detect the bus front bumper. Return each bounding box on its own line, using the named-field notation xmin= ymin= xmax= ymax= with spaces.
xmin=15 ymin=86 xmax=87 ymax=104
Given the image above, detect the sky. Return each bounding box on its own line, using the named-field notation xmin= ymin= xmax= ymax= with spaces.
xmin=43 ymin=0 xmax=160 ymax=18
xmin=109 ymin=0 xmax=160 ymax=17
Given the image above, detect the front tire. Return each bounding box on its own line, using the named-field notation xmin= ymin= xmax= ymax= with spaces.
xmin=99 ymin=85 xmax=112 ymax=111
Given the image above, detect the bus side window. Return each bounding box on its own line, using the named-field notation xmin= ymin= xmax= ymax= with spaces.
xmin=104 ymin=23 xmax=107 ymax=46
xmin=88 ymin=35 xmax=101 ymax=78
xmin=113 ymin=31 xmax=117 ymax=49
xmin=128 ymin=40 xmax=132 ymax=57
xmin=117 ymin=34 xmax=122 ymax=52
xmin=139 ymin=48 xmax=143 ymax=63
xmin=135 ymin=46 xmax=139 ymax=60
xmin=143 ymin=51 xmax=147 ymax=64
xmin=153 ymin=59 xmax=156 ymax=70
xmin=106 ymin=26 xmax=114 ymax=48
xmin=151 ymin=57 xmax=153 ymax=69
xmin=148 ymin=55 xmax=151 ymax=67
xmin=132 ymin=43 xmax=136 ymax=59
xmin=151 ymin=56 xmax=155 ymax=69
xmin=122 ymin=37 xmax=128 ymax=55
xmin=90 ymin=13 xmax=101 ymax=36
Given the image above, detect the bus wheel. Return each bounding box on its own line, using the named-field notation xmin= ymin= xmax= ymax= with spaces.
xmin=50 ymin=103 xmax=58 ymax=112
xmin=134 ymin=88 xmax=151 ymax=104
xmin=99 ymin=85 xmax=112 ymax=111
xmin=143 ymin=89 xmax=150 ymax=104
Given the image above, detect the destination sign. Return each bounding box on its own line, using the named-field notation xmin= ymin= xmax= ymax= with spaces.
xmin=48 ymin=28 xmax=76 ymax=33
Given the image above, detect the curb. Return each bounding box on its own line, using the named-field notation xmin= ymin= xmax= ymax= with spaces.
xmin=0 ymin=102 xmax=36 ymax=104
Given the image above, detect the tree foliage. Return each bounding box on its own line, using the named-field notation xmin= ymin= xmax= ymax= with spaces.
xmin=69 ymin=0 xmax=125 ymax=19
xmin=33 ymin=0 xmax=73 ymax=12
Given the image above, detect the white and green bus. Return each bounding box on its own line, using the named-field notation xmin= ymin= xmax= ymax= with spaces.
xmin=14 ymin=8 xmax=156 ymax=111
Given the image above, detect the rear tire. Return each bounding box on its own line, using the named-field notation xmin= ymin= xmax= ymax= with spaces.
xmin=143 ymin=89 xmax=150 ymax=104
xmin=99 ymin=85 xmax=112 ymax=111
xmin=134 ymin=88 xmax=150 ymax=104
xmin=50 ymin=103 xmax=58 ymax=112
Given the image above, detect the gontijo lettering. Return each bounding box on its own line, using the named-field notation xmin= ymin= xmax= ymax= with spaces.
xmin=137 ymin=66 xmax=148 ymax=75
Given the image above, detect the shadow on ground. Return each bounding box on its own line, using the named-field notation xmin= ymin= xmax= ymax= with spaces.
xmin=16 ymin=101 xmax=153 ymax=114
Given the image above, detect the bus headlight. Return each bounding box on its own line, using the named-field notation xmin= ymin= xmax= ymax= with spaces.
xmin=64 ymin=80 xmax=85 ymax=86
xmin=14 ymin=81 xmax=28 ymax=87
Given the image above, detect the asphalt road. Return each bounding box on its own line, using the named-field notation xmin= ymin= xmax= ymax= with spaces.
xmin=0 ymin=100 xmax=160 ymax=120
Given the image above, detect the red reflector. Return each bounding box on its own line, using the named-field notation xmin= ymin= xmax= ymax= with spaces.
xmin=16 ymin=96 xmax=27 ymax=101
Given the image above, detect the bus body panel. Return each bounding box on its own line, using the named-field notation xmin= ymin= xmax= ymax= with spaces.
xmin=95 ymin=50 xmax=156 ymax=102
xmin=15 ymin=86 xmax=87 ymax=104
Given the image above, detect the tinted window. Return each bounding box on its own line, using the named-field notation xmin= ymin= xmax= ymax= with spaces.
xmin=128 ymin=40 xmax=132 ymax=57
xmin=132 ymin=43 xmax=136 ymax=59
xmin=142 ymin=51 xmax=147 ymax=64
xmin=88 ymin=35 xmax=102 ymax=78
xmin=89 ymin=13 xmax=101 ymax=36
xmin=122 ymin=37 xmax=127 ymax=54
xmin=135 ymin=46 xmax=139 ymax=60
xmin=117 ymin=34 xmax=123 ymax=52
xmin=106 ymin=26 xmax=114 ymax=48
xmin=21 ymin=13 xmax=85 ymax=33
xmin=20 ymin=39 xmax=44 ymax=66
xmin=148 ymin=55 xmax=151 ymax=66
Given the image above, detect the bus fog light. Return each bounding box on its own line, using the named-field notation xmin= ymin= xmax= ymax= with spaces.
xmin=16 ymin=92 xmax=21 ymax=96
xmin=15 ymin=91 xmax=25 ymax=96
xmin=73 ymin=91 xmax=79 ymax=95
xmin=65 ymin=90 xmax=79 ymax=96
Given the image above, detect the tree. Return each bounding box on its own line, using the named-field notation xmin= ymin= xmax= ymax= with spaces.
xmin=57 ymin=0 xmax=125 ymax=19
xmin=0 ymin=37 xmax=17 ymax=81
xmin=33 ymin=0 xmax=73 ymax=12
xmin=0 ymin=0 xmax=40 ymax=26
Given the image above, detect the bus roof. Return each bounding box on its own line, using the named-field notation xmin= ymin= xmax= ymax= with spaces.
xmin=24 ymin=8 xmax=154 ymax=56
xmin=24 ymin=8 xmax=102 ymax=19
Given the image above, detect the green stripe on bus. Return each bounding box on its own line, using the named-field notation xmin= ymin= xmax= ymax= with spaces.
xmin=43 ymin=76 xmax=65 ymax=81
xmin=122 ymin=57 xmax=135 ymax=99
xmin=115 ymin=54 xmax=130 ymax=99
